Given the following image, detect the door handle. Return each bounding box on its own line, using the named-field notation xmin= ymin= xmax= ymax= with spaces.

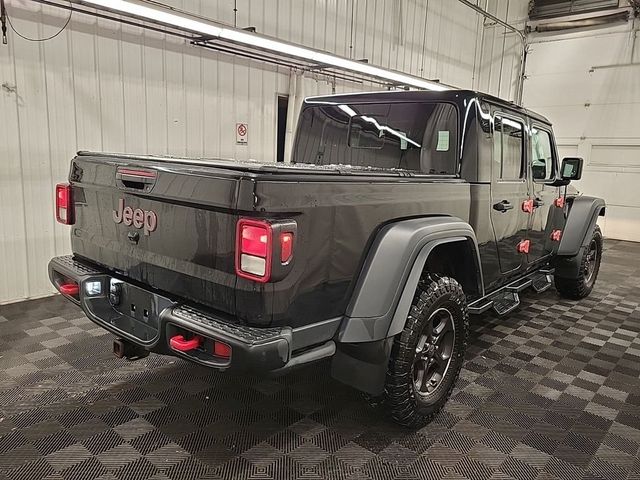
xmin=493 ymin=200 xmax=514 ymax=212
xmin=533 ymin=198 xmax=544 ymax=208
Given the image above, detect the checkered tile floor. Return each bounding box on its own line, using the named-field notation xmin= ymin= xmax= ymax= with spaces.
xmin=1 ymin=240 xmax=639 ymax=480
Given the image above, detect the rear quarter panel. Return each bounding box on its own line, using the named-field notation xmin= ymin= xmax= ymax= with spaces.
xmin=252 ymin=178 xmax=471 ymax=327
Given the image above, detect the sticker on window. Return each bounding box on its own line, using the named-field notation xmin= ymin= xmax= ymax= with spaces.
xmin=436 ymin=131 xmax=450 ymax=152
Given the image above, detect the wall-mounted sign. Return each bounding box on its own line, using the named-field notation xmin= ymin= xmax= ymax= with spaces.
xmin=236 ymin=123 xmax=248 ymax=145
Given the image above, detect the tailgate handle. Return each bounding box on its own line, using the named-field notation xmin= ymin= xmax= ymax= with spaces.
xmin=116 ymin=168 xmax=157 ymax=191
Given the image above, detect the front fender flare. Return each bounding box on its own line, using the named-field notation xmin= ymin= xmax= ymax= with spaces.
xmin=554 ymin=195 xmax=605 ymax=279
xmin=557 ymin=196 xmax=605 ymax=257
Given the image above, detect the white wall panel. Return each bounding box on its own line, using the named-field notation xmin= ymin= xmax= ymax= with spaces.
xmin=523 ymin=18 xmax=640 ymax=241
xmin=0 ymin=35 xmax=30 ymax=302
xmin=1 ymin=0 xmax=493 ymax=304
xmin=12 ymin=15 xmax=58 ymax=301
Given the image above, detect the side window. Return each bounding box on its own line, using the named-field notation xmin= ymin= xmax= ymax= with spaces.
xmin=493 ymin=115 xmax=524 ymax=181
xmin=530 ymin=127 xmax=556 ymax=181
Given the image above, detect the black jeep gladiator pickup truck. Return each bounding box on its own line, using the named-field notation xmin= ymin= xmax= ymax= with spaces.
xmin=49 ymin=89 xmax=605 ymax=427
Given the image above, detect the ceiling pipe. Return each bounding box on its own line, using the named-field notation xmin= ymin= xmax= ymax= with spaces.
xmin=458 ymin=0 xmax=525 ymax=43
xmin=457 ymin=0 xmax=528 ymax=105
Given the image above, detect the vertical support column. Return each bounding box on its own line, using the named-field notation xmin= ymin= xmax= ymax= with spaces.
xmin=283 ymin=70 xmax=305 ymax=163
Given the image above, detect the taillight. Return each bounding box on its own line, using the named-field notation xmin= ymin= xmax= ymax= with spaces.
xmin=236 ymin=219 xmax=273 ymax=282
xmin=55 ymin=183 xmax=74 ymax=225
xmin=241 ymin=223 xmax=270 ymax=257
xmin=236 ymin=218 xmax=297 ymax=282
xmin=280 ymin=232 xmax=294 ymax=263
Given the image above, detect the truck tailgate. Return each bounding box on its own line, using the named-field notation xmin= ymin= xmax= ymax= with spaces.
xmin=69 ymin=154 xmax=251 ymax=317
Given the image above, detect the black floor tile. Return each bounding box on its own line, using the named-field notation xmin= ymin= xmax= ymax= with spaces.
xmin=1 ymin=239 xmax=640 ymax=479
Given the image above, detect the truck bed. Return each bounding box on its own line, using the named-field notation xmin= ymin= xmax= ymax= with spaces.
xmin=69 ymin=151 xmax=472 ymax=328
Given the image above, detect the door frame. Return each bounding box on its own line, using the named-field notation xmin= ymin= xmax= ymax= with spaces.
xmin=527 ymin=120 xmax=564 ymax=264
xmin=489 ymin=107 xmax=530 ymax=277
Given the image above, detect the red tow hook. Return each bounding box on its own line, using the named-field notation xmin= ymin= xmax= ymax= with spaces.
xmin=522 ymin=199 xmax=534 ymax=214
xmin=59 ymin=283 xmax=79 ymax=296
xmin=517 ymin=239 xmax=531 ymax=254
xmin=169 ymin=335 xmax=202 ymax=352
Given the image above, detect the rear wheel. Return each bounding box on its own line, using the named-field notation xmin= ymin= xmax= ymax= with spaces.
xmin=384 ymin=275 xmax=468 ymax=428
xmin=555 ymin=225 xmax=603 ymax=299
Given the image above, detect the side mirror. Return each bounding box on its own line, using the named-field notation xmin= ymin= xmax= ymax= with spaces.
xmin=560 ymin=157 xmax=583 ymax=181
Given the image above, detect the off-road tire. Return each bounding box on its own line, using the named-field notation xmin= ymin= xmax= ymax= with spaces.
xmin=384 ymin=275 xmax=468 ymax=428
xmin=555 ymin=225 xmax=603 ymax=300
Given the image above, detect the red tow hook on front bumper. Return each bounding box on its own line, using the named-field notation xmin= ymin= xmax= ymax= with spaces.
xmin=169 ymin=335 xmax=202 ymax=352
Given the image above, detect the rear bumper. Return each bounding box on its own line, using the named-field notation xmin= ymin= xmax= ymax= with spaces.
xmin=48 ymin=255 xmax=309 ymax=372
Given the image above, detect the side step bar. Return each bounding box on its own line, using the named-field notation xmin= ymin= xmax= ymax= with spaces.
xmin=507 ymin=277 xmax=532 ymax=293
xmin=468 ymin=300 xmax=493 ymax=315
xmin=493 ymin=291 xmax=520 ymax=316
xmin=532 ymin=273 xmax=554 ymax=293
xmin=469 ymin=269 xmax=554 ymax=316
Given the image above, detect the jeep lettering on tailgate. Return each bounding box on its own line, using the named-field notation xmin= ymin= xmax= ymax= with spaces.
xmin=113 ymin=198 xmax=157 ymax=235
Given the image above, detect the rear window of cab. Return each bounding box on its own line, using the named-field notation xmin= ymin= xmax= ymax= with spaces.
xmin=293 ymin=102 xmax=458 ymax=175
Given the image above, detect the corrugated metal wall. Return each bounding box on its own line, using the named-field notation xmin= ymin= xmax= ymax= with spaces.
xmin=0 ymin=0 xmax=495 ymax=304
xmin=475 ymin=0 xmax=530 ymax=102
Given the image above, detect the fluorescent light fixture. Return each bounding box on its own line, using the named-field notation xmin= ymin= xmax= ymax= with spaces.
xmin=221 ymin=28 xmax=448 ymax=91
xmin=82 ymin=0 xmax=223 ymax=36
xmin=81 ymin=0 xmax=450 ymax=92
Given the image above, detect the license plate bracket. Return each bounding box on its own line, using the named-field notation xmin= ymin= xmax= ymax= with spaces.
xmin=94 ymin=279 xmax=173 ymax=343
xmin=112 ymin=281 xmax=158 ymax=324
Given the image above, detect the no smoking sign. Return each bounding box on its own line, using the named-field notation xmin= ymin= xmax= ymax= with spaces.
xmin=236 ymin=123 xmax=248 ymax=145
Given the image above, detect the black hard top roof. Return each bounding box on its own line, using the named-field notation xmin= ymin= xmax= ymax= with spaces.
xmin=305 ymin=89 xmax=551 ymax=126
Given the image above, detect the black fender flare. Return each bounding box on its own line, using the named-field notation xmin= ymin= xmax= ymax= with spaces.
xmin=331 ymin=216 xmax=482 ymax=395
xmin=337 ymin=216 xmax=482 ymax=343
xmin=557 ymin=196 xmax=606 ymax=257
xmin=554 ymin=195 xmax=605 ymax=279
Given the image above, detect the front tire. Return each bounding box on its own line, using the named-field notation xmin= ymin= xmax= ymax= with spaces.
xmin=555 ymin=225 xmax=603 ymax=300
xmin=384 ymin=275 xmax=468 ymax=428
